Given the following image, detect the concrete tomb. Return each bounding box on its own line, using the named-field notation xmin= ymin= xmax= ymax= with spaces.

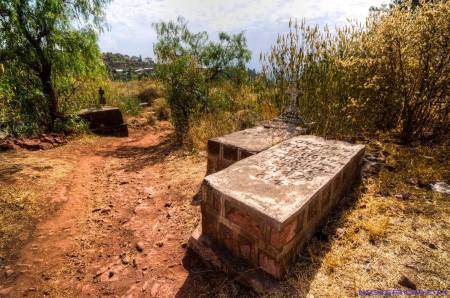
xmin=78 ymin=106 xmax=128 ymax=137
xmin=190 ymin=134 xmax=364 ymax=285
xmin=206 ymin=122 xmax=304 ymax=174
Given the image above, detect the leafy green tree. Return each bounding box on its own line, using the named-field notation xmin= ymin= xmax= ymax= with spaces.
xmin=0 ymin=0 xmax=110 ymax=131
xmin=153 ymin=17 xmax=251 ymax=144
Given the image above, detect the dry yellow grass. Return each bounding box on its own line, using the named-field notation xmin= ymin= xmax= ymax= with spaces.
xmin=0 ymin=136 xmax=96 ymax=261
xmin=267 ymin=141 xmax=450 ymax=297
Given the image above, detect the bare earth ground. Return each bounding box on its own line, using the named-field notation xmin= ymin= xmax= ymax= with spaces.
xmin=0 ymin=123 xmax=449 ymax=297
xmin=0 ymin=124 xmax=246 ymax=297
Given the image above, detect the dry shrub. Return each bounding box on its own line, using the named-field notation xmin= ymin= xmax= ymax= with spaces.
xmin=152 ymin=98 xmax=171 ymax=121
xmin=187 ymin=112 xmax=238 ymax=150
xmin=261 ymin=1 xmax=450 ymax=144
xmin=282 ymin=140 xmax=449 ymax=297
xmin=137 ymin=87 xmax=161 ymax=104
xmin=365 ymin=217 xmax=390 ymax=243
xmin=186 ymin=81 xmax=275 ymax=150
xmin=145 ymin=112 xmax=157 ymax=126
xmin=0 ymin=188 xmax=37 ymax=256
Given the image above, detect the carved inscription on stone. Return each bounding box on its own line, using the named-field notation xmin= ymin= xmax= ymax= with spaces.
xmin=254 ymin=139 xmax=356 ymax=185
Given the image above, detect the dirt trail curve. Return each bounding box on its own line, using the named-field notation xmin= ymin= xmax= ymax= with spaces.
xmin=0 ymin=127 xmax=235 ymax=297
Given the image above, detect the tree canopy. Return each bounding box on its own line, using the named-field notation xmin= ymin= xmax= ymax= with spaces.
xmin=0 ymin=0 xmax=110 ymax=133
xmin=153 ymin=17 xmax=251 ymax=143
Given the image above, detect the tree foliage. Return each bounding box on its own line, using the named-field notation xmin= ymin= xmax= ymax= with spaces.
xmin=0 ymin=0 xmax=110 ymax=133
xmin=153 ymin=17 xmax=251 ymax=143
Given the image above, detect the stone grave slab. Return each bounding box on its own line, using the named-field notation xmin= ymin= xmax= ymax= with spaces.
xmin=206 ymin=122 xmax=303 ymax=174
xmin=78 ymin=106 xmax=128 ymax=137
xmin=197 ymin=135 xmax=365 ymax=279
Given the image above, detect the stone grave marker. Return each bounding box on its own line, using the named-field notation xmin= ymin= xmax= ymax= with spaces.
xmin=190 ymin=135 xmax=364 ymax=286
xmin=78 ymin=106 xmax=128 ymax=137
xmin=206 ymin=123 xmax=304 ymax=174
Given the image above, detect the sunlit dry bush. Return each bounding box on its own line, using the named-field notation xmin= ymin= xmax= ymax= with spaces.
xmin=261 ymin=1 xmax=449 ymax=143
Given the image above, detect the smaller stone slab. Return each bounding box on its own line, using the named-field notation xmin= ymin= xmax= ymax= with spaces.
xmin=78 ymin=106 xmax=128 ymax=137
xmin=200 ymin=135 xmax=365 ymax=278
xmin=206 ymin=123 xmax=303 ymax=174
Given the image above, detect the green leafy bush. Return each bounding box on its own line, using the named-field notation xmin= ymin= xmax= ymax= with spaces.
xmin=153 ymin=17 xmax=251 ymax=144
xmin=118 ymin=96 xmax=142 ymax=116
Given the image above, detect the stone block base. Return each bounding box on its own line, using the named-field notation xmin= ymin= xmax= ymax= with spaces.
xmin=78 ymin=106 xmax=129 ymax=137
xmin=201 ymin=135 xmax=365 ymax=278
xmin=91 ymin=123 xmax=129 ymax=137
xmin=188 ymin=225 xmax=281 ymax=295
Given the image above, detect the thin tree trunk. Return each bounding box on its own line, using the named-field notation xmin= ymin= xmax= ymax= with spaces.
xmin=40 ymin=64 xmax=58 ymax=131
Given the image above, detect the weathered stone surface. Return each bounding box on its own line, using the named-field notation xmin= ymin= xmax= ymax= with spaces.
xmin=201 ymin=135 xmax=364 ymax=278
xmin=78 ymin=106 xmax=128 ymax=137
xmin=206 ymin=123 xmax=303 ymax=174
xmin=206 ymin=135 xmax=365 ymax=227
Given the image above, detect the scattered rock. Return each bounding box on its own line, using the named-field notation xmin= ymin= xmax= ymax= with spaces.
xmin=53 ymin=137 xmax=66 ymax=144
xmin=364 ymin=262 xmax=371 ymax=272
xmin=398 ymin=275 xmax=417 ymax=290
xmin=395 ymin=192 xmax=411 ymax=200
xmin=417 ymin=180 xmax=430 ymax=189
xmin=100 ymin=208 xmax=111 ymax=214
xmin=41 ymin=135 xmax=55 ymax=144
xmin=4 ymin=269 xmax=14 ymax=278
xmin=365 ymin=154 xmax=385 ymax=163
xmin=0 ymin=287 xmax=13 ymax=296
xmin=164 ymin=202 xmax=172 ymax=207
xmin=136 ymin=242 xmax=145 ymax=252
xmin=150 ymin=283 xmax=160 ymax=297
xmin=143 ymin=187 xmax=155 ymax=197
xmin=155 ymin=241 xmax=164 ymax=247
xmin=427 ymin=242 xmax=437 ymax=249
xmin=431 ymin=182 xmax=450 ymax=195
xmin=191 ymin=192 xmax=202 ymax=205
xmin=108 ymin=271 xmax=114 ymax=278
xmin=405 ymin=177 xmax=418 ymax=185
xmin=336 ymin=228 xmax=346 ymax=238
xmin=16 ymin=139 xmax=42 ymax=151
xmin=0 ymin=140 xmax=17 ymax=151
xmin=142 ymin=281 xmax=150 ymax=292
xmin=120 ymin=255 xmax=130 ymax=265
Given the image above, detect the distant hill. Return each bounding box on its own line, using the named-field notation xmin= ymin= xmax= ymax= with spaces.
xmin=102 ymin=52 xmax=155 ymax=81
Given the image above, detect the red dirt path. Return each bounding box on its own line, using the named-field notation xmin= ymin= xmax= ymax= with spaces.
xmin=0 ymin=126 xmax=248 ymax=297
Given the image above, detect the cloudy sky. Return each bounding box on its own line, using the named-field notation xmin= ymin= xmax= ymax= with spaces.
xmin=99 ymin=0 xmax=387 ymax=69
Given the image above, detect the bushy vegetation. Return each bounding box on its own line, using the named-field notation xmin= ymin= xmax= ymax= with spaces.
xmin=1 ymin=0 xmax=447 ymax=148
xmin=260 ymin=0 xmax=449 ymax=144
xmin=0 ymin=0 xmax=111 ymax=135
xmin=152 ymin=17 xmax=252 ymax=144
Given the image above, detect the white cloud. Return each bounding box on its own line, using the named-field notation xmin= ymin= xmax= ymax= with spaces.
xmin=98 ymin=0 xmax=387 ymax=68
